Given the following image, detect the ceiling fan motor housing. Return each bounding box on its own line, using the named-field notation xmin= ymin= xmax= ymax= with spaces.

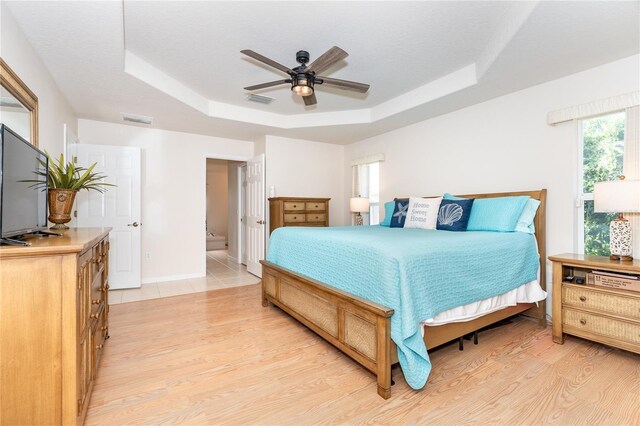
xmin=296 ymin=50 xmax=310 ymax=65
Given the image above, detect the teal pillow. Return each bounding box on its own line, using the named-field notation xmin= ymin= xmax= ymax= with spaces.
xmin=443 ymin=193 xmax=530 ymax=232
xmin=515 ymin=198 xmax=540 ymax=234
xmin=379 ymin=201 xmax=395 ymax=227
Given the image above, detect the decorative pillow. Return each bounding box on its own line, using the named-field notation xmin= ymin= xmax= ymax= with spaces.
xmin=379 ymin=201 xmax=395 ymax=227
xmin=436 ymin=199 xmax=474 ymax=231
xmin=404 ymin=197 xmax=442 ymax=229
xmin=443 ymin=193 xmax=530 ymax=232
xmin=389 ymin=200 xmax=410 ymax=228
xmin=515 ymin=198 xmax=541 ymax=234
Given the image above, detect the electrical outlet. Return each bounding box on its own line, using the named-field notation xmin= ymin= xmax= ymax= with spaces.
xmin=145 ymin=252 xmax=151 ymax=261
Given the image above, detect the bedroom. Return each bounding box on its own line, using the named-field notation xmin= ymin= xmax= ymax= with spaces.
xmin=0 ymin=1 xmax=639 ymax=424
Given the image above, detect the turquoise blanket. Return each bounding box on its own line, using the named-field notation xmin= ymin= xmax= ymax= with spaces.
xmin=266 ymin=226 xmax=539 ymax=389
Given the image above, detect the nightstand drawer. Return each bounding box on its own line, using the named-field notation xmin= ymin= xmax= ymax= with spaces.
xmin=284 ymin=214 xmax=305 ymax=223
xmin=563 ymin=308 xmax=640 ymax=345
xmin=306 ymin=213 xmax=326 ymax=223
xmin=563 ymin=285 xmax=640 ymax=320
xmin=284 ymin=202 xmax=305 ymax=211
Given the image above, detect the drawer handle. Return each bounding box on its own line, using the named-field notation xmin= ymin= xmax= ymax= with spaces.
xmin=315 ymin=204 xmax=318 ymax=208
xmin=100 ymin=326 xmax=108 ymax=331
xmin=293 ymin=204 xmax=297 ymax=208
xmin=96 ymin=344 xmax=103 ymax=350
xmin=90 ymin=313 xmax=99 ymax=319
xmin=580 ymin=319 xmax=587 ymax=325
xmin=92 ymin=299 xmax=101 ymax=305
xmin=294 ymin=216 xmax=297 ymax=220
xmin=579 ymin=296 xmax=587 ymax=302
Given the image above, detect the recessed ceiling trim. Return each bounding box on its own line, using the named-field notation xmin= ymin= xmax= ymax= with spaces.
xmin=123 ymin=49 xmax=478 ymax=129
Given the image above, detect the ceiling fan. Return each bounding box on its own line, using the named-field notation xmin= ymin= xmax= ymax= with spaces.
xmin=241 ymin=46 xmax=370 ymax=106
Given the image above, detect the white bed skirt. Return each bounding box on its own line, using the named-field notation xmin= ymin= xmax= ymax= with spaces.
xmin=421 ymin=280 xmax=547 ymax=331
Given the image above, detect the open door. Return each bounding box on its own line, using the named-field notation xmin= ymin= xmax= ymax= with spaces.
xmin=71 ymin=144 xmax=142 ymax=289
xmin=245 ymin=154 xmax=265 ymax=277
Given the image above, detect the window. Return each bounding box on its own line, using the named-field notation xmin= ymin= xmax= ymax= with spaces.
xmin=352 ymin=160 xmax=381 ymax=225
xmin=578 ymin=111 xmax=626 ymax=255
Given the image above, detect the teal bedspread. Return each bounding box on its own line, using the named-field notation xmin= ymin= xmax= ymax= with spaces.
xmin=266 ymin=226 xmax=539 ymax=390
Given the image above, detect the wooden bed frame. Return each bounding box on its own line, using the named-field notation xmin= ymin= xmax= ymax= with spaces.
xmin=261 ymin=189 xmax=547 ymax=399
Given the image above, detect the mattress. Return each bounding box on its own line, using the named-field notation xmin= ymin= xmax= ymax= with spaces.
xmin=267 ymin=225 xmax=541 ymax=390
xmin=422 ymin=279 xmax=546 ymax=329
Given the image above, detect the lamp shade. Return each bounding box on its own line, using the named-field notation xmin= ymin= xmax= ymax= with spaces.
xmin=350 ymin=197 xmax=370 ymax=213
xmin=594 ymin=179 xmax=640 ymax=213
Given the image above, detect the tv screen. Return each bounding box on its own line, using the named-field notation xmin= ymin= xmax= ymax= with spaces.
xmin=0 ymin=124 xmax=48 ymax=238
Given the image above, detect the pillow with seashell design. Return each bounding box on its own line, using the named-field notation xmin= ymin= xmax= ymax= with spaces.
xmin=436 ymin=199 xmax=474 ymax=231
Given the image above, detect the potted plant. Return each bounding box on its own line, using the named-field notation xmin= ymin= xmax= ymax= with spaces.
xmin=25 ymin=152 xmax=114 ymax=230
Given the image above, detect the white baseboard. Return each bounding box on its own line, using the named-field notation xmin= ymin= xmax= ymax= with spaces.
xmin=227 ymin=254 xmax=240 ymax=263
xmin=142 ymin=272 xmax=206 ymax=285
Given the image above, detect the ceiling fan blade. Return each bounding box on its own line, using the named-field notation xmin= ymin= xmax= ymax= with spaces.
xmin=241 ymin=50 xmax=293 ymax=74
xmin=306 ymin=46 xmax=348 ymax=74
xmin=303 ymin=93 xmax=317 ymax=106
xmin=244 ymin=80 xmax=290 ymax=91
xmin=318 ymin=76 xmax=369 ymax=93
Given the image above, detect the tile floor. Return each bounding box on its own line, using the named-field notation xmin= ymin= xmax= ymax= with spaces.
xmin=109 ymin=250 xmax=260 ymax=304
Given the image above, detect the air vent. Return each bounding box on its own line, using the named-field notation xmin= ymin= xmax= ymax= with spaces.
xmin=121 ymin=113 xmax=153 ymax=125
xmin=247 ymin=94 xmax=274 ymax=105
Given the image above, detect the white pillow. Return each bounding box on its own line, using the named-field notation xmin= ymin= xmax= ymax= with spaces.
xmin=404 ymin=197 xmax=442 ymax=229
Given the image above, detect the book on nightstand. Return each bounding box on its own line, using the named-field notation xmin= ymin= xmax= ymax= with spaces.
xmin=586 ymin=270 xmax=640 ymax=293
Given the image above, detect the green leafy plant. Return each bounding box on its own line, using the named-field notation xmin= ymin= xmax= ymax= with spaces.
xmin=23 ymin=152 xmax=115 ymax=193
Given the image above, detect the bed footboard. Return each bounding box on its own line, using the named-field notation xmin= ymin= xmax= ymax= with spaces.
xmin=261 ymin=260 xmax=395 ymax=399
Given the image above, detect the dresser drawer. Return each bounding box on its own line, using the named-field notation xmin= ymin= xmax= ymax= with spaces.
xmin=563 ymin=308 xmax=640 ymax=345
xmin=284 ymin=213 xmax=305 ymax=223
xmin=563 ymin=285 xmax=640 ymax=320
xmin=306 ymin=202 xmax=326 ymax=211
xmin=284 ymin=202 xmax=305 ymax=211
xmin=306 ymin=213 xmax=326 ymax=223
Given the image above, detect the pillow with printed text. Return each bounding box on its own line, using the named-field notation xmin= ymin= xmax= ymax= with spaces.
xmin=404 ymin=197 xmax=442 ymax=229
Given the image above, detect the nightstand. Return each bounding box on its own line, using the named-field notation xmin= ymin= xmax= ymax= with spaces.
xmin=549 ymin=253 xmax=640 ymax=354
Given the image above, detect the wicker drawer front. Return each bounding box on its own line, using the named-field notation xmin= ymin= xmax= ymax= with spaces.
xmin=306 ymin=213 xmax=326 ymax=223
xmin=306 ymin=202 xmax=326 ymax=211
xmin=563 ymin=285 xmax=640 ymax=320
xmin=563 ymin=308 xmax=640 ymax=345
xmin=284 ymin=214 xmax=305 ymax=223
xmin=284 ymin=202 xmax=305 ymax=211
xmin=280 ymin=279 xmax=338 ymax=337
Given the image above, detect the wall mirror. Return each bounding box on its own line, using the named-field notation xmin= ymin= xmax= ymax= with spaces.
xmin=0 ymin=58 xmax=38 ymax=147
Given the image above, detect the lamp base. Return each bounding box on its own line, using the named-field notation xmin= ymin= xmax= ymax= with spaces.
xmin=609 ymin=219 xmax=632 ymax=261
xmin=354 ymin=213 xmax=363 ymax=226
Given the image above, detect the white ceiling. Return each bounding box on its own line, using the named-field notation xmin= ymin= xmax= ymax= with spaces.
xmin=5 ymin=1 xmax=640 ymax=144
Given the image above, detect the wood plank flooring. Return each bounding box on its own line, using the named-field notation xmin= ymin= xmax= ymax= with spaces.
xmin=86 ymin=284 xmax=640 ymax=425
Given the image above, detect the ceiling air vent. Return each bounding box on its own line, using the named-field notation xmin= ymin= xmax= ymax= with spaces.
xmin=247 ymin=94 xmax=274 ymax=105
xmin=122 ymin=113 xmax=153 ymax=125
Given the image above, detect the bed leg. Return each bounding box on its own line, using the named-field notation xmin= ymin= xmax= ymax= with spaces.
xmin=473 ymin=331 xmax=478 ymax=345
xmin=458 ymin=337 xmax=464 ymax=351
xmin=376 ymin=316 xmax=392 ymax=399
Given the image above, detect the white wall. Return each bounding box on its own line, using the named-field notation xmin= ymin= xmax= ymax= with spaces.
xmin=265 ymin=135 xmax=346 ymax=226
xmin=78 ymin=119 xmax=253 ymax=283
xmin=344 ymin=55 xmax=640 ymax=317
xmin=0 ymin=4 xmax=77 ymax=154
xmin=206 ymin=159 xmax=228 ymax=239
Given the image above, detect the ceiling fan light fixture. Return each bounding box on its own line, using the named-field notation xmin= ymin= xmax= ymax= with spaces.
xmin=291 ymin=74 xmax=314 ymax=96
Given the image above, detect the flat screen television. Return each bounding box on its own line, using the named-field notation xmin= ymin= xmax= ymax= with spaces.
xmin=0 ymin=124 xmax=49 ymax=241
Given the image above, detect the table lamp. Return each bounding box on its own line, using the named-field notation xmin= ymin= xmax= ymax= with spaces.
xmin=594 ymin=176 xmax=640 ymax=261
xmin=350 ymin=196 xmax=370 ymax=226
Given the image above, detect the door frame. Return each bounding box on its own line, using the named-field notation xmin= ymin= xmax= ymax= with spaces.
xmin=202 ymin=153 xmax=252 ymax=275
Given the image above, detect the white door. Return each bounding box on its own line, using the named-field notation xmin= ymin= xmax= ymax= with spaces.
xmin=245 ymin=154 xmax=265 ymax=277
xmin=72 ymin=144 xmax=142 ymax=289
xmin=240 ymin=164 xmax=247 ymax=265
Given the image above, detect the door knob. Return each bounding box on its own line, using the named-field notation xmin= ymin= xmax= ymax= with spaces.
xmin=127 ymin=222 xmax=140 ymax=227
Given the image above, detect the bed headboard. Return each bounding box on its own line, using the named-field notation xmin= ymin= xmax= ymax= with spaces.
xmin=396 ymin=189 xmax=547 ymax=294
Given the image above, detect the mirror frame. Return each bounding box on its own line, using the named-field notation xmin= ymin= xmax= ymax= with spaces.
xmin=0 ymin=58 xmax=39 ymax=147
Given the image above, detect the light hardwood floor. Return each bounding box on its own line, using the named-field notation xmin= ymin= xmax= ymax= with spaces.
xmin=86 ymin=284 xmax=640 ymax=425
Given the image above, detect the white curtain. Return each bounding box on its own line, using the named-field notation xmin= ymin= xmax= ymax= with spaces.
xmin=548 ymin=91 xmax=639 ymax=125
xmin=623 ymin=105 xmax=640 ymax=255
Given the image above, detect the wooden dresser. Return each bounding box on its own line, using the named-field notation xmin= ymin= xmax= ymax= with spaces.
xmin=549 ymin=253 xmax=640 ymax=354
xmin=268 ymin=197 xmax=331 ymax=235
xmin=0 ymin=228 xmax=111 ymax=425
